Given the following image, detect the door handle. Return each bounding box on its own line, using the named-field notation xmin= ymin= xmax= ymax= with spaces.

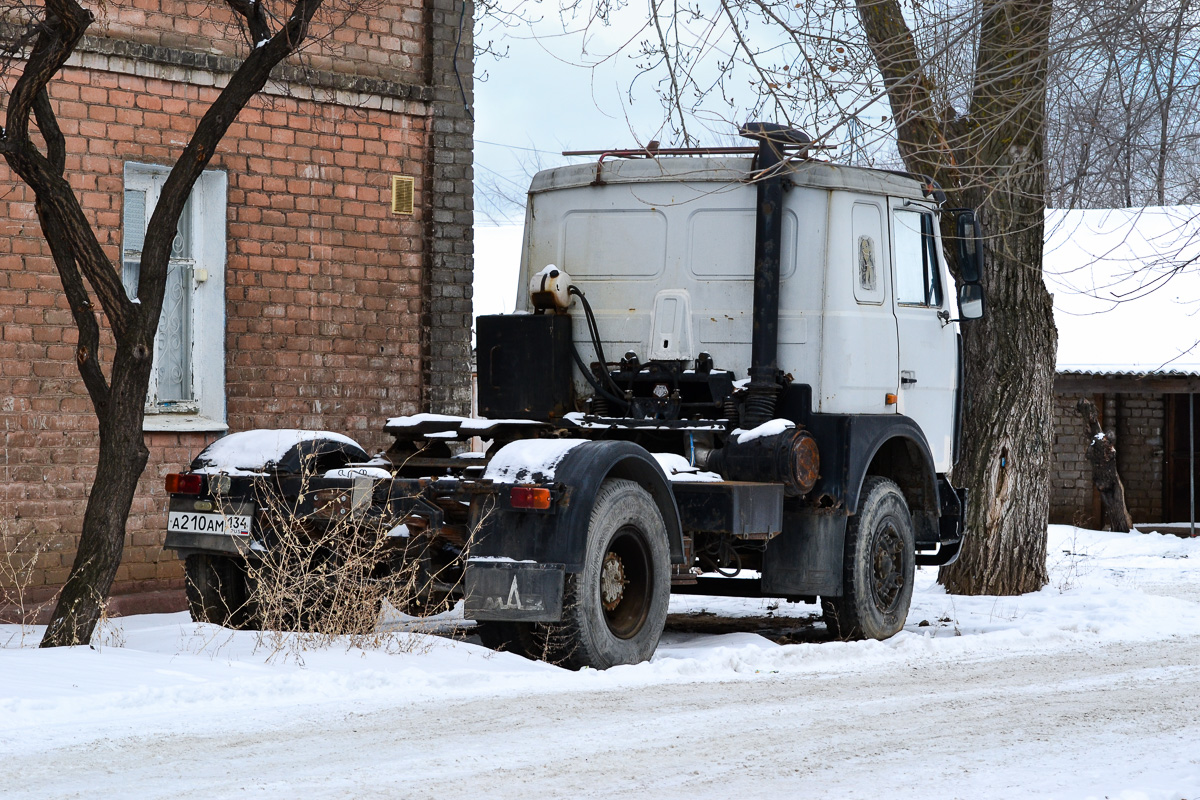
xmin=901 ymin=371 xmax=917 ymax=386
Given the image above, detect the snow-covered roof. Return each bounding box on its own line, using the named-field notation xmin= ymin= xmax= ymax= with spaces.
xmin=1058 ymin=368 xmax=1200 ymax=379
xmin=1046 ymin=206 xmax=1200 ymax=376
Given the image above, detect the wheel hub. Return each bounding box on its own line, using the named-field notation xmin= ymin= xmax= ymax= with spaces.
xmin=601 ymin=552 xmax=627 ymax=611
xmin=872 ymin=524 xmax=905 ymax=612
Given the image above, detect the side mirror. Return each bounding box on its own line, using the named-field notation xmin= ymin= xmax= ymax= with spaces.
xmin=958 ymin=283 xmax=985 ymax=320
xmin=955 ymin=210 xmax=984 ymax=284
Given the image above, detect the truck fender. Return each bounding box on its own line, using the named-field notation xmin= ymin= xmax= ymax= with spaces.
xmin=471 ymin=440 xmax=683 ymax=571
xmin=844 ymin=416 xmax=940 ymax=524
xmin=552 ymin=440 xmax=685 ymax=569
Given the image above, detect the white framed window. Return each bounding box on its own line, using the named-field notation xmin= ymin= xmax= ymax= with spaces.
xmin=122 ymin=163 xmax=228 ymax=432
xmin=893 ymin=208 xmax=944 ymax=308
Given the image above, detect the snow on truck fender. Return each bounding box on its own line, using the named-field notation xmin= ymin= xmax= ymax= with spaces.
xmin=482 ymin=439 xmax=589 ymax=483
xmin=472 ymin=439 xmax=685 ymax=570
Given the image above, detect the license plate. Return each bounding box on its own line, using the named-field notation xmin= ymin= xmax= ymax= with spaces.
xmin=167 ymin=511 xmax=252 ymax=536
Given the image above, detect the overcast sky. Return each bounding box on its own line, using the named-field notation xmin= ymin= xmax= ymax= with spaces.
xmin=471 ymin=14 xmax=676 ymax=317
xmin=472 ymin=13 xmax=682 ymax=228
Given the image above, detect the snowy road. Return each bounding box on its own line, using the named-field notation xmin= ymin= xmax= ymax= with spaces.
xmin=3 ymin=526 xmax=1200 ymax=799
xmin=8 ymin=634 xmax=1200 ymax=799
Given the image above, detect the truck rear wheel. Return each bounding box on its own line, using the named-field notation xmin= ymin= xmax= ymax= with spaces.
xmin=822 ymin=476 xmax=915 ymax=641
xmin=185 ymin=554 xmax=257 ymax=630
xmin=548 ymin=478 xmax=670 ymax=670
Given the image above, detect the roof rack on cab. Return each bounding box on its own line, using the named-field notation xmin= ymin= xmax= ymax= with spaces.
xmin=563 ymin=122 xmax=826 ymax=185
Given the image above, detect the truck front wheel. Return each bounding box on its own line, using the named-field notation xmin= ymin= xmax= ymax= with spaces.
xmin=822 ymin=476 xmax=915 ymax=641
xmin=549 ymin=478 xmax=670 ymax=669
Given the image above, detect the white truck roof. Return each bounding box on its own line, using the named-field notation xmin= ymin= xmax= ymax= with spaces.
xmin=529 ymin=156 xmax=932 ymax=202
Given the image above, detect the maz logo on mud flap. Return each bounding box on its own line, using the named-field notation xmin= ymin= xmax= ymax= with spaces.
xmin=484 ymin=576 xmax=546 ymax=612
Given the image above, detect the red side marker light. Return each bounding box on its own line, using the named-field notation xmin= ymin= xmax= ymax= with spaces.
xmin=165 ymin=473 xmax=203 ymax=495
xmin=510 ymin=486 xmax=552 ymax=510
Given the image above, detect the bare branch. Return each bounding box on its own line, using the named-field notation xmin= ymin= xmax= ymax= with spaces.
xmin=226 ymin=0 xmax=272 ymax=44
xmin=854 ymin=0 xmax=961 ymax=193
xmin=31 ymin=87 xmax=63 ymax=176
xmin=1 ymin=0 xmax=137 ymax=340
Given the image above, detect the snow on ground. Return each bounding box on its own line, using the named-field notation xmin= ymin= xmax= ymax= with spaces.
xmin=3 ymin=525 xmax=1199 ymax=798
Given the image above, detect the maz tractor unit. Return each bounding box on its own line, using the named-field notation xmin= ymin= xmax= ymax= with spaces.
xmin=164 ymin=123 xmax=987 ymax=670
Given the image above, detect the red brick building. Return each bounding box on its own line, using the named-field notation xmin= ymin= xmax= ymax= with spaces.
xmin=0 ymin=0 xmax=475 ymax=618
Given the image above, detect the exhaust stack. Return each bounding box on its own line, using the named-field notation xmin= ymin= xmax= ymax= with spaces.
xmin=738 ymin=122 xmax=811 ymax=427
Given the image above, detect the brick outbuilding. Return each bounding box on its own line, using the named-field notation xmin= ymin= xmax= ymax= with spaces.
xmin=0 ymin=0 xmax=475 ymax=618
xmin=1050 ymin=370 xmax=1200 ymax=529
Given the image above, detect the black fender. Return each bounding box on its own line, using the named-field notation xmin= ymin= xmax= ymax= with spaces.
xmin=555 ymin=440 xmax=685 ymax=568
xmin=845 ymin=415 xmax=938 ymax=515
xmin=472 ymin=440 xmax=684 ymax=572
xmin=807 ymin=414 xmax=941 ymax=531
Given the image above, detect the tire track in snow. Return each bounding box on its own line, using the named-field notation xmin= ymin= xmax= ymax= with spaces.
xmin=7 ymin=636 xmax=1200 ymax=799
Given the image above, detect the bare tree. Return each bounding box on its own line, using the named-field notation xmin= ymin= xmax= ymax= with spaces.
xmin=857 ymin=0 xmax=1055 ymax=595
xmin=1047 ymin=0 xmax=1200 ymax=208
xmin=0 ymin=0 xmax=329 ymax=646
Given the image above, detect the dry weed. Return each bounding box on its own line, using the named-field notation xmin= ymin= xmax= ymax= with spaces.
xmin=0 ymin=524 xmax=59 ymax=647
xmin=1050 ymin=521 xmax=1096 ymax=593
xmin=193 ymin=458 xmax=485 ymax=660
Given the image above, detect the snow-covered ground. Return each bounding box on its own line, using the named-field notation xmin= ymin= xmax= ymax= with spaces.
xmin=3 ymin=525 xmax=1199 ymax=799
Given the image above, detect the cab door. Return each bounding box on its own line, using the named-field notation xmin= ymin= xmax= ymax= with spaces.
xmin=889 ymin=202 xmax=959 ymax=472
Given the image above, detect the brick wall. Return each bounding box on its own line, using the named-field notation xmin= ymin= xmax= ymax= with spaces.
xmin=89 ymin=0 xmax=426 ymax=84
xmin=1049 ymin=391 xmax=1164 ymax=526
xmin=0 ymin=0 xmax=474 ymax=619
xmin=422 ymin=0 xmax=474 ymax=415
xmin=1115 ymin=393 xmax=1165 ymax=521
xmin=1049 ymin=393 xmax=1093 ymax=526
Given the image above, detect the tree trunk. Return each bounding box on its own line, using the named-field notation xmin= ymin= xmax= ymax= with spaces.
xmin=1075 ymin=398 xmax=1133 ymax=533
xmin=41 ymin=344 xmax=153 ymax=646
xmin=941 ymin=186 xmax=1056 ymax=594
xmin=858 ymin=0 xmax=1057 ymax=595
xmin=939 ymin=0 xmax=1056 ymax=595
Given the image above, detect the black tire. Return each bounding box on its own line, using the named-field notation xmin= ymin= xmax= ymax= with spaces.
xmin=184 ymin=554 xmax=258 ymax=630
xmin=546 ymin=478 xmax=671 ymax=670
xmin=822 ymin=476 xmax=915 ymax=641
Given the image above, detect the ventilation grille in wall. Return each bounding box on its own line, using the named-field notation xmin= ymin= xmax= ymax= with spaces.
xmin=391 ymin=175 xmax=414 ymax=215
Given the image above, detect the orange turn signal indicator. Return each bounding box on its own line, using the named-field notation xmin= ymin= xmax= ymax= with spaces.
xmin=510 ymin=486 xmax=552 ymax=510
xmin=885 ymin=393 xmax=898 ymax=406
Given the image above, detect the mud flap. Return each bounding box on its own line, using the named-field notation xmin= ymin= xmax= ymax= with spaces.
xmin=464 ymin=561 xmax=565 ymax=622
xmin=761 ymin=510 xmax=846 ymax=597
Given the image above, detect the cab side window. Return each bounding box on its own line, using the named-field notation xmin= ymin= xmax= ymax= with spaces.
xmin=894 ymin=209 xmax=943 ymax=307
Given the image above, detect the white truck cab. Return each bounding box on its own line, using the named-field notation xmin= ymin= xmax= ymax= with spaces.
xmin=517 ymin=155 xmax=964 ymax=471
